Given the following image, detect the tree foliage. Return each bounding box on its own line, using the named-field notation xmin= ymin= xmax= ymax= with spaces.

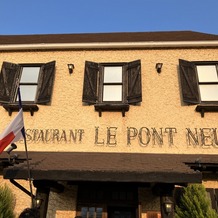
xmin=175 ymin=184 xmax=218 ymax=218
xmin=0 ymin=184 xmax=15 ymax=218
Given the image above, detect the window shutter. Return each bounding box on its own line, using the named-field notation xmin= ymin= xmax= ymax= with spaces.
xmin=0 ymin=62 xmax=21 ymax=104
xmin=126 ymin=60 xmax=142 ymax=104
xmin=179 ymin=59 xmax=200 ymax=104
xmin=36 ymin=61 xmax=56 ymax=104
xmin=215 ymin=189 xmax=218 ymax=212
xmin=206 ymin=188 xmax=217 ymax=211
xmin=82 ymin=61 xmax=99 ymax=104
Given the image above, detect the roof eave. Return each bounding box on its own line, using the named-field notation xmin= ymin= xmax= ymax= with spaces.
xmin=0 ymin=41 xmax=218 ymax=51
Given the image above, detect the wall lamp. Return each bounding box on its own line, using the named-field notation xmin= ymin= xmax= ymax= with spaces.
xmin=35 ymin=198 xmax=43 ymax=208
xmin=163 ymin=197 xmax=173 ymax=214
xmin=6 ymin=143 xmax=17 ymax=155
xmin=156 ymin=63 xmax=163 ymax=73
xmin=68 ymin=64 xmax=74 ymax=74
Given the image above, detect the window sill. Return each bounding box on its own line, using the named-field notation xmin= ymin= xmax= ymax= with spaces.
xmin=195 ymin=104 xmax=218 ymax=117
xmin=94 ymin=103 xmax=129 ymax=117
xmin=3 ymin=104 xmax=39 ymax=116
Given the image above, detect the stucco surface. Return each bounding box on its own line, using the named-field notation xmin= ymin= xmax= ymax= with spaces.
xmin=0 ymin=176 xmax=35 ymax=217
xmin=0 ymin=48 xmax=218 ymax=154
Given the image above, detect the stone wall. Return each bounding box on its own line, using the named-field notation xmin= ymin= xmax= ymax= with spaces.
xmin=47 ymin=184 xmax=77 ymax=218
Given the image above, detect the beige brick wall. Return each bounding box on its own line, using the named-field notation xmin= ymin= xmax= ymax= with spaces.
xmin=0 ymin=46 xmax=218 ymax=217
xmin=0 ymin=176 xmax=35 ymax=217
xmin=0 ymin=48 xmax=218 ymax=155
xmin=203 ymin=180 xmax=218 ymax=188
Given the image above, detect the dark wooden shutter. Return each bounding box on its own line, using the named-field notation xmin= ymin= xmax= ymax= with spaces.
xmin=179 ymin=59 xmax=200 ymax=104
xmin=0 ymin=62 xmax=21 ymax=104
xmin=215 ymin=189 xmax=218 ymax=212
xmin=36 ymin=61 xmax=56 ymax=104
xmin=206 ymin=188 xmax=217 ymax=211
xmin=126 ymin=60 xmax=142 ymax=104
xmin=82 ymin=61 xmax=99 ymax=104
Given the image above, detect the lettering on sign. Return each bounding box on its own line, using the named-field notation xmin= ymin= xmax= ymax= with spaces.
xmin=186 ymin=128 xmax=218 ymax=148
xmin=19 ymin=127 xmax=218 ymax=148
xmin=126 ymin=127 xmax=177 ymax=147
xmin=25 ymin=129 xmax=84 ymax=143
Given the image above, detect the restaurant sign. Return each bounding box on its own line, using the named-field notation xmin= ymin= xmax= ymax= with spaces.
xmin=23 ymin=127 xmax=218 ymax=148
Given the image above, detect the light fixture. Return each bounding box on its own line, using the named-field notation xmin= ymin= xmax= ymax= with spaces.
xmin=163 ymin=197 xmax=173 ymax=214
xmin=68 ymin=64 xmax=74 ymax=74
xmin=156 ymin=63 xmax=163 ymax=73
xmin=6 ymin=143 xmax=17 ymax=155
xmin=35 ymin=198 xmax=43 ymax=208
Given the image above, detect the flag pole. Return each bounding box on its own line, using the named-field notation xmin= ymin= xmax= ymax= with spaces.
xmin=23 ymin=128 xmax=34 ymax=208
xmin=17 ymin=87 xmax=34 ymax=208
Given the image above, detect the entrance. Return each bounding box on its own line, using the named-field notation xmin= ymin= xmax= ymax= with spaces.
xmin=108 ymin=207 xmax=136 ymax=218
xmin=77 ymin=183 xmax=138 ymax=218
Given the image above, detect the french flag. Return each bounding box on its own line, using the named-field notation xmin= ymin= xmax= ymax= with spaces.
xmin=0 ymin=109 xmax=24 ymax=154
xmin=0 ymin=88 xmax=25 ymax=154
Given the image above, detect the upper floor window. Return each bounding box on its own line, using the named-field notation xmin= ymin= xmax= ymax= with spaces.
xmin=0 ymin=61 xmax=55 ymax=115
xmin=18 ymin=66 xmax=40 ymax=102
xmin=196 ymin=65 xmax=218 ymax=101
xmin=102 ymin=66 xmax=123 ymax=102
xmin=179 ymin=59 xmax=218 ymax=117
xmin=82 ymin=60 xmax=142 ymax=116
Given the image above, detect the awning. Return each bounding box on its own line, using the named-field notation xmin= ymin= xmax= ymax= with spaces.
xmin=3 ymin=152 xmax=215 ymax=184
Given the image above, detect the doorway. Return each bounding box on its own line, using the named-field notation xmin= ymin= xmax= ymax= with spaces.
xmin=76 ymin=183 xmax=138 ymax=218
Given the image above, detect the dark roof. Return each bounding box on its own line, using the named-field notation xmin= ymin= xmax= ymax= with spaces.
xmin=3 ymin=152 xmax=216 ymax=184
xmin=0 ymin=31 xmax=218 ymax=45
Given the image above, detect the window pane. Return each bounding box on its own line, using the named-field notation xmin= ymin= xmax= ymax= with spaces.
xmin=119 ymin=191 xmax=126 ymax=200
xmin=199 ymin=85 xmax=218 ymax=101
xmin=197 ymin=65 xmax=218 ymax=82
xmin=20 ymin=67 xmax=40 ymax=83
xmin=103 ymin=85 xmax=122 ymax=101
xmin=112 ymin=191 xmax=119 ymax=200
xmin=19 ymin=85 xmax=37 ymax=101
xmin=89 ymin=207 xmax=95 ymax=218
xmin=96 ymin=208 xmax=103 ymax=218
xmin=126 ymin=192 xmax=133 ymax=200
xmin=104 ymin=66 xmax=122 ymax=83
xmin=81 ymin=207 xmax=88 ymax=218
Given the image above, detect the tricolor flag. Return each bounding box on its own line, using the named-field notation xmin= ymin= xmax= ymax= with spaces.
xmin=0 ymin=109 xmax=24 ymax=154
xmin=0 ymin=88 xmax=25 ymax=154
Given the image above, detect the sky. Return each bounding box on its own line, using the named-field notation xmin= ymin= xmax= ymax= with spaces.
xmin=0 ymin=0 xmax=218 ymax=35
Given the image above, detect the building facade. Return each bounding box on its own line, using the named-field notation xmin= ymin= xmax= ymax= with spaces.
xmin=0 ymin=31 xmax=218 ymax=217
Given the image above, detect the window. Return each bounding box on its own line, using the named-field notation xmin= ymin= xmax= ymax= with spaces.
xmin=179 ymin=59 xmax=218 ymax=117
xmin=79 ymin=207 xmax=104 ymax=218
xmin=103 ymin=66 xmax=123 ymax=102
xmin=0 ymin=61 xmax=55 ymax=115
xmin=197 ymin=65 xmax=218 ymax=101
xmin=82 ymin=60 xmax=142 ymax=116
xmin=18 ymin=66 xmax=40 ymax=102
